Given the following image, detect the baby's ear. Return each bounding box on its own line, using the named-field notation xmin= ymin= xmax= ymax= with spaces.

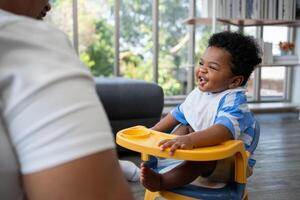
xmin=229 ymin=75 xmax=244 ymax=88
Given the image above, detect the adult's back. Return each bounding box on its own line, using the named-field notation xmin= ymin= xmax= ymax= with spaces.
xmin=0 ymin=2 xmax=134 ymax=199
xmin=0 ymin=121 xmax=23 ymax=199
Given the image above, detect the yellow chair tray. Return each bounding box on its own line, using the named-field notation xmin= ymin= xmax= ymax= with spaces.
xmin=116 ymin=126 xmax=246 ymax=162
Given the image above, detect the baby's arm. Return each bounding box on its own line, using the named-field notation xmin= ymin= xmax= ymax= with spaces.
xmin=171 ymin=124 xmax=194 ymax=136
xmin=151 ymin=113 xmax=180 ymax=133
xmin=189 ymin=124 xmax=232 ymax=147
xmin=159 ymin=124 xmax=232 ymax=155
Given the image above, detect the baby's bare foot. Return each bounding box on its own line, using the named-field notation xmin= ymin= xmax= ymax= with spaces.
xmin=140 ymin=162 xmax=162 ymax=192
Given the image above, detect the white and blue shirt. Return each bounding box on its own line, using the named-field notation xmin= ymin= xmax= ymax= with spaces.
xmin=171 ymin=87 xmax=257 ymax=152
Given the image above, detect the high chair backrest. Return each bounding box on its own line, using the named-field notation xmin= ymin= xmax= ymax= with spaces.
xmin=247 ymin=121 xmax=260 ymax=168
xmin=248 ymin=121 xmax=260 ymax=154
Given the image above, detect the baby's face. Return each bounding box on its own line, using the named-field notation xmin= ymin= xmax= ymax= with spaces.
xmin=195 ymin=46 xmax=239 ymax=93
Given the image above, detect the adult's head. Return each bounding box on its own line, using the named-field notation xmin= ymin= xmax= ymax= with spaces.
xmin=0 ymin=0 xmax=51 ymax=19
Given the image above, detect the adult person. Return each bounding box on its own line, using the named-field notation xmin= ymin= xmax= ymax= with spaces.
xmin=0 ymin=0 xmax=134 ymax=199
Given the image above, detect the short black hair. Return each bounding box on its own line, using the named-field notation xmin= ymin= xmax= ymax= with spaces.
xmin=208 ymin=31 xmax=262 ymax=86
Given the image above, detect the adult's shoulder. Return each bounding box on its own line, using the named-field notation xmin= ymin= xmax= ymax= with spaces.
xmin=0 ymin=10 xmax=73 ymax=54
xmin=0 ymin=10 xmax=92 ymax=111
xmin=0 ymin=10 xmax=87 ymax=74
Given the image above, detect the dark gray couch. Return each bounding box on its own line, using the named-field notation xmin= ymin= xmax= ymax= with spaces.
xmin=94 ymin=77 xmax=164 ymax=153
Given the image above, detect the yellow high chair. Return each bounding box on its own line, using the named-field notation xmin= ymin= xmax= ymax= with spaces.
xmin=116 ymin=124 xmax=259 ymax=200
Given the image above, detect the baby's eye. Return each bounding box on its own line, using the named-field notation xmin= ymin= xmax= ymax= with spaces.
xmin=199 ymin=62 xmax=204 ymax=66
xmin=209 ymin=65 xmax=218 ymax=70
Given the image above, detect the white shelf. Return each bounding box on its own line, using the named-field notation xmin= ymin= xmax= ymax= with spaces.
xmin=183 ymin=18 xmax=300 ymax=27
xmin=260 ymin=63 xmax=300 ymax=67
xmin=261 ymin=55 xmax=300 ymax=66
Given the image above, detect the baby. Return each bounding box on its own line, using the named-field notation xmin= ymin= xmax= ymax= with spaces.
xmin=140 ymin=31 xmax=262 ymax=191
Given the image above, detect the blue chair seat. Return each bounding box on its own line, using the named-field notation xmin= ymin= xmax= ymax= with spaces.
xmin=147 ymin=157 xmax=246 ymax=200
xmin=168 ymin=182 xmax=246 ymax=200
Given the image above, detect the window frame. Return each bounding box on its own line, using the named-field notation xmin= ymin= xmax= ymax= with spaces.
xmin=69 ymin=0 xmax=294 ymax=103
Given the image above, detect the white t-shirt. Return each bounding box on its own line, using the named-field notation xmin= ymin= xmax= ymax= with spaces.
xmin=0 ymin=9 xmax=115 ymax=176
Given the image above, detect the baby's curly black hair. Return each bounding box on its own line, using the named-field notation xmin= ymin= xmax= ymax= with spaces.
xmin=208 ymin=31 xmax=262 ymax=86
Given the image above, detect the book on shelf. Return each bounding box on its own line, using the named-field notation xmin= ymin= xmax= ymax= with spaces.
xmin=213 ymin=0 xmax=297 ymax=20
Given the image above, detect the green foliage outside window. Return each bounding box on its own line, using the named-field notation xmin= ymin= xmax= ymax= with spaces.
xmin=47 ymin=0 xmax=211 ymax=96
xmin=83 ymin=20 xmax=114 ymax=76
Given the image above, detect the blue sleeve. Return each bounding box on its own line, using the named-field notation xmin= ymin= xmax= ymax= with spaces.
xmin=214 ymin=91 xmax=249 ymax=139
xmin=170 ymin=104 xmax=189 ymax=125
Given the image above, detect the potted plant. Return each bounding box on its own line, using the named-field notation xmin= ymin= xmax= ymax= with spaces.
xmin=279 ymin=41 xmax=295 ymax=55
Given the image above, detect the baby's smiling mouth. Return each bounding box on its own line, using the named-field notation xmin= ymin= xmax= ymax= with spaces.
xmin=198 ymin=76 xmax=207 ymax=86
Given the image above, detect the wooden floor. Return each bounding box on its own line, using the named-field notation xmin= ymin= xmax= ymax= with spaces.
xmin=248 ymin=112 xmax=300 ymax=199
xmin=121 ymin=112 xmax=300 ymax=200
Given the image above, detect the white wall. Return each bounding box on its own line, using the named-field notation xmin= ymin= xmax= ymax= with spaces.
xmin=292 ymin=28 xmax=300 ymax=104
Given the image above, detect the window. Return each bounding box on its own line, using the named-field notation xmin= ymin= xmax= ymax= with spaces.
xmin=260 ymin=67 xmax=286 ymax=100
xmin=46 ymin=0 xmax=114 ymax=77
xmin=264 ymin=26 xmax=288 ymax=56
xmin=78 ymin=0 xmax=114 ymax=77
xmin=261 ymin=27 xmax=289 ymax=101
xmin=46 ymin=1 xmax=295 ymax=103
xmin=158 ymin=0 xmax=189 ymax=95
xmin=46 ymin=0 xmax=73 ymax=40
xmin=119 ymin=0 xmax=152 ymax=81
xmin=244 ymin=27 xmax=257 ymax=99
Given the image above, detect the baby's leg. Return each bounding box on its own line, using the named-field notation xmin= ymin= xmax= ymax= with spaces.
xmin=172 ymin=124 xmax=194 ymax=135
xmin=140 ymin=160 xmax=216 ymax=192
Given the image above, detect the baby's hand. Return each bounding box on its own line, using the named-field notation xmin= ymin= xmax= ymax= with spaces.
xmin=158 ymin=135 xmax=194 ymax=156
